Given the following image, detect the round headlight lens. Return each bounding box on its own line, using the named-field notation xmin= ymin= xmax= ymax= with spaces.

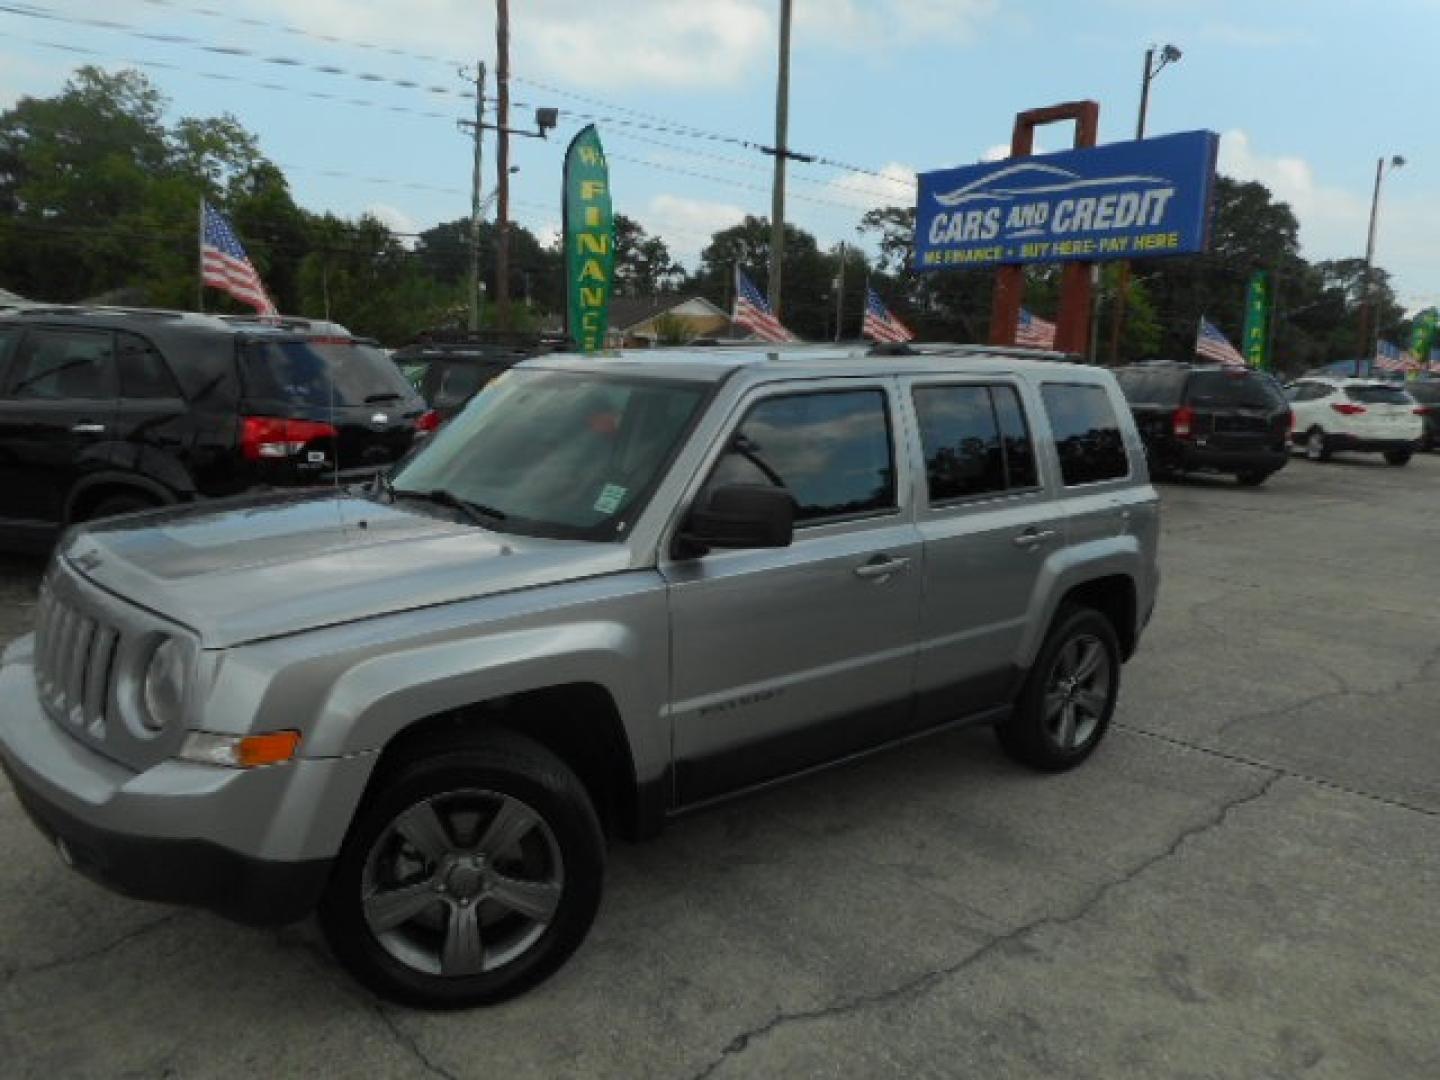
xmin=141 ymin=638 xmax=187 ymax=734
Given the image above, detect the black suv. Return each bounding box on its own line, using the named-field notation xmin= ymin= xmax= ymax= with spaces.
xmin=0 ymin=307 xmax=426 ymax=550
xmin=393 ymin=331 xmax=559 ymax=423
xmin=1113 ymin=361 xmax=1292 ymax=485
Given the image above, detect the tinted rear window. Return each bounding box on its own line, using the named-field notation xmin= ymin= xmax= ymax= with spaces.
xmin=1345 ymin=384 xmax=1411 ymax=405
xmin=1185 ymin=370 xmax=1286 ymax=409
xmin=1115 ymin=368 xmax=1183 ymax=407
xmin=1041 ymin=383 xmax=1130 ymax=485
xmin=241 ymin=340 xmax=417 ymax=407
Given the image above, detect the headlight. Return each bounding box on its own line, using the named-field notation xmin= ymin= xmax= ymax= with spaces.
xmin=141 ymin=638 xmax=187 ymax=734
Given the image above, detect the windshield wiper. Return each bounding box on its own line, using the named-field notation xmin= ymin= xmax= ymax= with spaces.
xmin=364 ymin=391 xmax=404 ymax=403
xmin=390 ymin=486 xmax=507 ymax=527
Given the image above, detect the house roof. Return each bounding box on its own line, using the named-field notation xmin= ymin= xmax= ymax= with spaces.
xmin=608 ymin=294 xmax=728 ymax=332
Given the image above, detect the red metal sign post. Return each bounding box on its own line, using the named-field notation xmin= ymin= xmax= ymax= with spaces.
xmin=988 ymin=101 xmax=1099 ymax=355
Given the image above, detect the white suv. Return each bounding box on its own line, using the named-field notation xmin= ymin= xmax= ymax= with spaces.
xmin=1285 ymin=377 xmax=1423 ymax=465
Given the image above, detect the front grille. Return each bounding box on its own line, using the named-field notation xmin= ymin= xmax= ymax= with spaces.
xmin=33 ymin=583 xmax=121 ymax=737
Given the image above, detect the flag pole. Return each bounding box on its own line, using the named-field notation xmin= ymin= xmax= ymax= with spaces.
xmin=196 ymin=197 xmax=205 ymax=313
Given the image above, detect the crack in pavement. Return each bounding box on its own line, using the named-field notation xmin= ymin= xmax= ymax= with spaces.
xmin=0 ymin=910 xmax=184 ymax=985
xmin=277 ymin=928 xmax=461 ymax=1080
xmin=372 ymin=1005 xmax=462 ymax=1080
xmin=1115 ymin=722 xmax=1440 ymax=818
xmin=683 ymin=772 xmax=1282 ymax=1080
xmin=1212 ymin=637 xmax=1440 ymax=737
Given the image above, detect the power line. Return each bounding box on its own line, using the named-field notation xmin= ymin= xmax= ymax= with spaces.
xmin=61 ymin=0 xmax=918 ymax=192
xmin=0 ymin=2 xmax=473 ymax=99
xmin=7 ymin=34 xmax=466 ymax=120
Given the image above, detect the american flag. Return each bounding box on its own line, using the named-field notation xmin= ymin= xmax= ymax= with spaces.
xmin=731 ymin=267 xmax=799 ymax=343
xmin=1015 ymin=308 xmax=1056 ymax=349
xmin=1195 ymin=317 xmax=1245 ymax=366
xmin=861 ymin=285 xmax=914 ymax=344
xmin=1374 ymin=339 xmax=1414 ymax=372
xmin=200 ymin=200 xmax=278 ymax=317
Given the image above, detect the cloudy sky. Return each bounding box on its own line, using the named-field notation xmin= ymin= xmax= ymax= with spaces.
xmin=1 ymin=0 xmax=1436 ymax=310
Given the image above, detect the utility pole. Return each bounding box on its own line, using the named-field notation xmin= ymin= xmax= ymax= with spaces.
xmin=495 ymin=0 xmax=512 ymax=329
xmin=1357 ymin=154 xmax=1405 ymax=375
xmin=767 ymin=0 xmax=793 ymax=318
xmin=461 ymin=62 xmax=487 ymax=331
xmin=833 ymin=241 xmax=845 ymax=341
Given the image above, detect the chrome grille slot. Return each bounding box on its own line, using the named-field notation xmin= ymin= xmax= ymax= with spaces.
xmin=34 ymin=587 xmax=119 ymax=739
xmin=83 ymin=628 xmax=119 ymax=734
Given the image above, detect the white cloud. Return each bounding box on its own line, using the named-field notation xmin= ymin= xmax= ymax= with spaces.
xmin=250 ymin=0 xmax=771 ymax=88
xmin=642 ymin=193 xmax=748 ymax=263
xmin=1219 ymin=129 xmax=1439 ymax=313
xmin=822 ymin=161 xmax=916 ymax=212
xmin=365 ymin=203 xmax=420 ymax=245
xmin=797 ymin=0 xmax=997 ymax=49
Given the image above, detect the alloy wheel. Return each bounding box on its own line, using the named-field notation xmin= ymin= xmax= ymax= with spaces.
xmin=1042 ymin=634 xmax=1110 ymax=750
xmin=361 ymin=789 xmax=564 ymax=977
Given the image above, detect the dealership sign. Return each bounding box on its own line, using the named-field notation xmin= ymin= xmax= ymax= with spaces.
xmin=914 ymin=130 xmax=1219 ymax=271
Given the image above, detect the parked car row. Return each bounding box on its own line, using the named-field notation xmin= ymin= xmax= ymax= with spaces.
xmin=1112 ymin=360 xmax=1433 ymax=486
xmin=0 ymin=306 xmax=430 ymax=550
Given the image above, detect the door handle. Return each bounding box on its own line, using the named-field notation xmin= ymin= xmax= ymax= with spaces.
xmin=1013 ymin=528 xmax=1057 ymax=549
xmin=71 ymin=422 xmax=106 ymax=435
xmin=853 ymin=556 xmax=911 ymax=580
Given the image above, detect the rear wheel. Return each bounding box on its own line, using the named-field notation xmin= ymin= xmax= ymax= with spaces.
xmin=1235 ymin=469 xmax=1272 ymax=487
xmin=1304 ymin=428 xmax=1331 ymax=462
xmin=1384 ymin=450 xmax=1412 ymax=466
xmin=319 ymin=731 xmax=604 ymax=1009
xmin=996 ymin=605 xmax=1120 ymax=772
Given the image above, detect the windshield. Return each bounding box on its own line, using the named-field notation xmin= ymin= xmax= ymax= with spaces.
xmin=241 ymin=339 xmax=419 ymax=407
xmin=389 ymin=368 xmax=709 ymax=540
xmin=1345 ymin=384 xmax=1411 ymax=405
xmin=1185 ymin=370 xmax=1286 ymax=409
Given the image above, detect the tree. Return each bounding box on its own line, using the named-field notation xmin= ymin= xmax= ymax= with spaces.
xmin=693 ymin=216 xmax=836 ymax=339
xmin=613 ymin=214 xmax=683 ymax=297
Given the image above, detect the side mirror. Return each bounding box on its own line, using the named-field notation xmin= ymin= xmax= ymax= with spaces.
xmin=677 ymin=483 xmax=795 ymax=555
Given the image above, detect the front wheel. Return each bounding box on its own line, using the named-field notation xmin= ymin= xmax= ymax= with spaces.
xmin=996 ymin=606 xmax=1120 ymax=772
xmin=319 ymin=731 xmax=604 ymax=1009
xmin=1384 ymin=450 xmax=1412 ymax=466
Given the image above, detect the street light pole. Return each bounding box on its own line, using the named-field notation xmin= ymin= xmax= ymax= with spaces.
xmin=1356 ymin=154 xmax=1405 ymax=375
xmin=1109 ymin=43 xmax=1181 ymax=364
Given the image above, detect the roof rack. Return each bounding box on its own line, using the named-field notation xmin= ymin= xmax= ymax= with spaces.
xmin=3 ymin=304 xmax=236 ymax=329
xmin=219 ymin=313 xmax=353 ymax=336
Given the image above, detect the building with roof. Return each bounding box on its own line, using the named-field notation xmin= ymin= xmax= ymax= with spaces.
xmin=605 ymin=295 xmax=732 ymax=348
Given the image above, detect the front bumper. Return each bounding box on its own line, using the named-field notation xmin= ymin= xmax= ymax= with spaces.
xmin=0 ymin=640 xmax=375 ymax=926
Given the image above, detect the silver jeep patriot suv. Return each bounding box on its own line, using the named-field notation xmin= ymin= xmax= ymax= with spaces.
xmin=0 ymin=345 xmax=1159 ymax=1008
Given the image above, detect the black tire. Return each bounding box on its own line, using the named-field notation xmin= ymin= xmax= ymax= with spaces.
xmin=84 ymin=492 xmax=158 ymax=520
xmin=996 ymin=605 xmax=1120 ymax=772
xmin=1235 ymin=469 xmax=1272 ymax=487
xmin=1303 ymin=428 xmax=1331 ymax=462
xmin=1383 ymin=450 xmax=1412 ymax=466
xmin=318 ymin=730 xmax=604 ymax=1009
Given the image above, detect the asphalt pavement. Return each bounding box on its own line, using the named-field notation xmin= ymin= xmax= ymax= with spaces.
xmin=2 ymin=452 xmax=1438 ymax=1079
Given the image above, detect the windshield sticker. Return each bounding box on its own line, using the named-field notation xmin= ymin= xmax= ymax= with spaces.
xmin=593 ymin=483 xmax=627 ymax=514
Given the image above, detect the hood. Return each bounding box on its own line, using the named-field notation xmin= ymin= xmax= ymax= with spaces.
xmin=60 ymin=491 xmax=633 ymax=647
